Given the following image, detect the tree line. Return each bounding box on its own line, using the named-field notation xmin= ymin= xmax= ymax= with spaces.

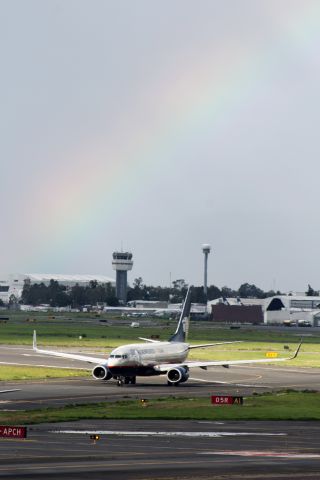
xmin=21 ymin=279 xmax=118 ymax=308
xmin=18 ymin=277 xmax=286 ymax=308
xmin=127 ymin=278 xmax=280 ymax=304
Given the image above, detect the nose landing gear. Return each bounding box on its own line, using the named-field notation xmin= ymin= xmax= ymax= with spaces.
xmin=116 ymin=376 xmax=136 ymax=386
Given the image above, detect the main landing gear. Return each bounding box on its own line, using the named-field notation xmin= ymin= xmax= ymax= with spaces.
xmin=116 ymin=376 xmax=136 ymax=386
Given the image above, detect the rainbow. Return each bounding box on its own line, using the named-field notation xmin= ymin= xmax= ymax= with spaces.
xmin=20 ymin=1 xmax=320 ymax=271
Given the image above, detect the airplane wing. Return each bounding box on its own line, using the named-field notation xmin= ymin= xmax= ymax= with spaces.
xmin=154 ymin=341 xmax=302 ymax=372
xmin=0 ymin=389 xmax=21 ymax=394
xmin=188 ymin=341 xmax=243 ymax=350
xmin=32 ymin=331 xmax=108 ymax=364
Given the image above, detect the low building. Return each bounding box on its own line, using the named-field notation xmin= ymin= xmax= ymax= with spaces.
xmin=208 ymin=298 xmax=265 ymax=324
xmin=210 ymin=303 xmax=264 ymax=324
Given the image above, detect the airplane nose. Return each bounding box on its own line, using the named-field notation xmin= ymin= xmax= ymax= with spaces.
xmin=108 ymin=355 xmax=124 ymax=367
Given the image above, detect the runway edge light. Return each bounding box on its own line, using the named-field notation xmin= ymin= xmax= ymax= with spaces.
xmin=90 ymin=434 xmax=100 ymax=444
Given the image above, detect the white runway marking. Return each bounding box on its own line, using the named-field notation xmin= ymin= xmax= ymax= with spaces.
xmin=52 ymin=430 xmax=286 ymax=438
xmin=199 ymin=450 xmax=320 ymax=458
xmin=197 ymin=421 xmax=225 ymax=425
xmin=189 ymin=377 xmax=269 ymax=388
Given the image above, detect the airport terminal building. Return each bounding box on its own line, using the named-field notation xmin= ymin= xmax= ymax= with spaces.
xmin=0 ymin=273 xmax=115 ymax=304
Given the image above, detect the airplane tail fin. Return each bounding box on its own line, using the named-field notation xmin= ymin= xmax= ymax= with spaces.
xmin=169 ymin=286 xmax=192 ymax=343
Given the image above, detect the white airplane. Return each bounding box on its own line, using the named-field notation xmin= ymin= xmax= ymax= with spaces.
xmin=153 ymin=308 xmax=181 ymax=318
xmin=32 ymin=287 xmax=302 ymax=386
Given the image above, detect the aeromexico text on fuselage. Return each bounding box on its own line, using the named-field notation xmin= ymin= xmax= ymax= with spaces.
xmin=93 ymin=341 xmax=188 ymax=379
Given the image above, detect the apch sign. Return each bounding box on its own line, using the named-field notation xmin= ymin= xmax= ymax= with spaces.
xmin=0 ymin=426 xmax=27 ymax=439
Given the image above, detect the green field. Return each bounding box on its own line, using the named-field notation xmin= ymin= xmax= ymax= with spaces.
xmin=0 ymin=391 xmax=319 ymax=424
xmin=0 ymin=311 xmax=320 ymax=373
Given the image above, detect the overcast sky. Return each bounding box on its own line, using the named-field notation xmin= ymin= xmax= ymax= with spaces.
xmin=1 ymin=0 xmax=320 ymax=291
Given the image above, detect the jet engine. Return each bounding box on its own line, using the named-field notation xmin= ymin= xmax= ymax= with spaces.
xmin=92 ymin=365 xmax=113 ymax=381
xmin=167 ymin=366 xmax=189 ymax=384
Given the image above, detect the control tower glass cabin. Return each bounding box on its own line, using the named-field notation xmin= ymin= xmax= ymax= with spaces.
xmin=112 ymin=252 xmax=133 ymax=304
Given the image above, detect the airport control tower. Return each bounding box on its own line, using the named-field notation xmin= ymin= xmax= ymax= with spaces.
xmin=202 ymin=244 xmax=211 ymax=299
xmin=112 ymin=251 xmax=133 ymax=304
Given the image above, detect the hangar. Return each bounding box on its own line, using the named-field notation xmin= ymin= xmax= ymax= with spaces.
xmin=265 ymin=295 xmax=320 ymax=326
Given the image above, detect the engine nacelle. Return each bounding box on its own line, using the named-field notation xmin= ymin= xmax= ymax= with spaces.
xmin=167 ymin=366 xmax=189 ymax=384
xmin=92 ymin=365 xmax=113 ymax=381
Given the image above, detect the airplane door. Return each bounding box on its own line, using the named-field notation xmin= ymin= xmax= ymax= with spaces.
xmin=131 ymin=349 xmax=142 ymax=365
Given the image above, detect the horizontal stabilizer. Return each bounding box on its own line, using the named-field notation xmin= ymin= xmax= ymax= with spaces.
xmin=189 ymin=341 xmax=243 ymax=350
xmin=138 ymin=337 xmax=161 ymax=343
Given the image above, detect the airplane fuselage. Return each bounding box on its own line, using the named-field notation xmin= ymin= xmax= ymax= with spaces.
xmin=107 ymin=341 xmax=189 ymax=377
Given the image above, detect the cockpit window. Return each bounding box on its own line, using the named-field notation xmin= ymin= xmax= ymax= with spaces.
xmin=122 ymin=355 xmax=128 ymax=359
xmin=115 ymin=355 xmax=122 ymax=358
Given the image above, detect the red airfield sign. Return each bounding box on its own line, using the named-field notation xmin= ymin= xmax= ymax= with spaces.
xmin=0 ymin=426 xmax=27 ymax=438
xmin=211 ymin=395 xmax=243 ymax=405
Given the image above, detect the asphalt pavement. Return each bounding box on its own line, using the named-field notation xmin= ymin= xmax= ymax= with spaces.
xmin=0 ymin=420 xmax=319 ymax=479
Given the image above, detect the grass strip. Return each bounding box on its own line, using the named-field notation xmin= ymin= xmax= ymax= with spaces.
xmin=0 ymin=365 xmax=88 ymax=381
xmin=1 ymin=319 xmax=320 ymax=347
xmin=0 ymin=391 xmax=319 ymax=424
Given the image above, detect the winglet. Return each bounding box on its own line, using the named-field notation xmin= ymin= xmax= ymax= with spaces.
xmin=291 ymin=338 xmax=303 ymax=359
xmin=33 ymin=330 xmax=37 ymax=351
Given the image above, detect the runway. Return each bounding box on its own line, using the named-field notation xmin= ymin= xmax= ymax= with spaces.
xmin=0 ymin=345 xmax=319 ymax=410
xmin=0 ymin=346 xmax=320 ymax=478
xmin=0 ymin=420 xmax=319 ymax=479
